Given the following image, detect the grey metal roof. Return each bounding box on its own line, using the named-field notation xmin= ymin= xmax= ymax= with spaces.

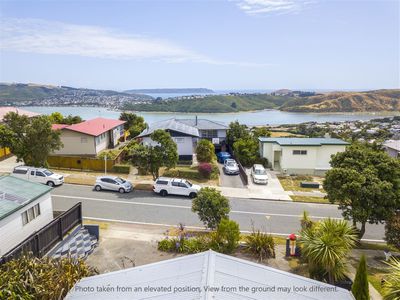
xmin=383 ymin=140 xmax=400 ymax=152
xmin=137 ymin=118 xmax=200 ymax=138
xmin=258 ymin=137 xmax=349 ymax=146
xmin=66 ymin=250 xmax=353 ymax=300
xmin=178 ymin=118 xmax=228 ymax=130
xmin=0 ymin=175 xmax=52 ymax=221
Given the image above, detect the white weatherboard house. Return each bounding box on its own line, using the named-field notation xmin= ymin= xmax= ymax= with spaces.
xmin=137 ymin=117 xmax=228 ymax=160
xmin=259 ymin=137 xmax=349 ymax=175
xmin=0 ymin=176 xmax=53 ymax=256
xmin=383 ymin=140 xmax=400 ymax=158
xmin=66 ymin=250 xmax=353 ymax=300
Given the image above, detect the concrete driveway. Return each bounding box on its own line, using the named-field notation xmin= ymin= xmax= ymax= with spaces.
xmin=0 ymin=155 xmax=19 ymax=174
xmin=217 ymin=162 xmax=244 ymax=188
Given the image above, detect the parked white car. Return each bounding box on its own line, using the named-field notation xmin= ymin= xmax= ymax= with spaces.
xmin=11 ymin=165 xmax=64 ymax=187
xmin=223 ymin=159 xmax=240 ymax=175
xmin=153 ymin=177 xmax=200 ymax=198
xmin=251 ymin=164 xmax=268 ymax=185
xmin=94 ymin=176 xmax=133 ymax=193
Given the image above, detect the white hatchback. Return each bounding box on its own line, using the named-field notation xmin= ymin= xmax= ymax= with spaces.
xmin=251 ymin=164 xmax=268 ymax=185
xmin=153 ymin=177 xmax=200 ymax=198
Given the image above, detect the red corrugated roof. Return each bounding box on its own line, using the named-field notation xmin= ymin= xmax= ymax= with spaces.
xmin=64 ymin=118 xmax=126 ymax=136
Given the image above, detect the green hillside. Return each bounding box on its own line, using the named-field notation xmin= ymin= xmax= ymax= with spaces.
xmin=123 ymin=94 xmax=291 ymax=113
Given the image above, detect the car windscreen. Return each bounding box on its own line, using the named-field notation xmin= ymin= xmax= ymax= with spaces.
xmin=227 ymin=162 xmax=237 ymax=167
xmin=43 ymin=170 xmax=53 ymax=176
xmin=255 ymin=169 xmax=266 ymax=175
xmin=116 ymin=178 xmax=126 ymax=184
xmin=185 ymin=180 xmax=193 ymax=187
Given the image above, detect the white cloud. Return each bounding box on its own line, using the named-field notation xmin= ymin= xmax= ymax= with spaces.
xmin=0 ymin=18 xmax=272 ymax=67
xmin=237 ymin=0 xmax=314 ymax=15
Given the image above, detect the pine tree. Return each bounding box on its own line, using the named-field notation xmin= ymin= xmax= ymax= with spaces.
xmin=352 ymin=255 xmax=370 ymax=300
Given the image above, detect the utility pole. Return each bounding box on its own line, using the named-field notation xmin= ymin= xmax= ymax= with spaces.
xmin=104 ymin=154 xmax=107 ymax=175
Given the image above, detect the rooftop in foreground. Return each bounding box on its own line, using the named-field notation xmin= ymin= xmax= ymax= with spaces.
xmin=0 ymin=175 xmax=51 ymax=221
xmin=258 ymin=137 xmax=349 ymax=146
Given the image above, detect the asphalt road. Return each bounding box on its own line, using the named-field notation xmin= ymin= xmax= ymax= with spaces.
xmin=217 ymin=163 xmax=245 ymax=188
xmin=51 ymin=184 xmax=385 ymax=241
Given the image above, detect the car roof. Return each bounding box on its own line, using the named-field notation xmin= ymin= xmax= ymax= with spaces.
xmin=97 ymin=176 xmax=118 ymax=180
xmin=218 ymin=152 xmax=230 ymax=156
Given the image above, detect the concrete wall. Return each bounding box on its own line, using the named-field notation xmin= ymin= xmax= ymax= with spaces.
xmin=0 ymin=193 xmax=53 ymax=256
xmin=54 ymin=130 xmax=96 ymax=156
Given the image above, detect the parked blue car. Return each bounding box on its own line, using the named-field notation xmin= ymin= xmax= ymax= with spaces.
xmin=216 ymin=151 xmax=232 ymax=163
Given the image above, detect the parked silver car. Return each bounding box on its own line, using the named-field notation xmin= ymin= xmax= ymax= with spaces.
xmin=223 ymin=159 xmax=240 ymax=175
xmin=94 ymin=176 xmax=133 ymax=193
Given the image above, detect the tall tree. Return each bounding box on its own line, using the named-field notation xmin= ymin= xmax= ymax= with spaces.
xmin=196 ymin=139 xmax=215 ymax=163
xmin=226 ymin=121 xmax=250 ymax=147
xmin=252 ymin=126 xmax=271 ymax=139
xmin=0 ymin=113 xmax=62 ymax=167
xmin=119 ymin=112 xmax=147 ymax=138
xmin=233 ymin=137 xmax=260 ymax=167
xmin=324 ymin=143 xmax=400 ymax=239
xmin=299 ymin=218 xmax=358 ymax=284
xmin=351 ymin=255 xmax=370 ymax=300
xmin=129 ymin=130 xmax=178 ymax=179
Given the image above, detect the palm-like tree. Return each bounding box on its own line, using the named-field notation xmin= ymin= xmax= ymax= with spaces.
xmin=383 ymin=257 xmax=400 ymax=300
xmin=299 ymin=218 xmax=358 ymax=284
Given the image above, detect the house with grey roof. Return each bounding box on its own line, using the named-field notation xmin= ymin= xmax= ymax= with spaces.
xmin=137 ymin=117 xmax=228 ymax=160
xmin=0 ymin=175 xmax=53 ymax=256
xmin=66 ymin=250 xmax=354 ymax=300
xmin=259 ymin=137 xmax=349 ymax=175
xmin=383 ymin=140 xmax=400 ymax=158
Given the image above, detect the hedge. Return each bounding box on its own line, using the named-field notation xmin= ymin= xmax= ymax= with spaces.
xmin=111 ymin=164 xmax=131 ymax=174
xmin=163 ymin=168 xmax=201 ymax=180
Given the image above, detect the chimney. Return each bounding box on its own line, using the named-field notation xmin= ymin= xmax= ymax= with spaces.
xmin=195 ymin=115 xmax=198 ymax=126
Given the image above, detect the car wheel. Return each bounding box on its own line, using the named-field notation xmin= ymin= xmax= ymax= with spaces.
xmin=119 ymin=188 xmax=125 ymax=194
xmin=160 ymin=190 xmax=168 ymax=197
xmin=95 ymin=185 xmax=102 ymax=191
xmin=189 ymin=192 xmax=197 ymax=199
xmin=46 ymin=181 xmax=54 ymax=187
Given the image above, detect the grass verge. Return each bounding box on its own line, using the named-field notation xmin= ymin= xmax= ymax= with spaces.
xmin=290 ymin=195 xmax=331 ymax=204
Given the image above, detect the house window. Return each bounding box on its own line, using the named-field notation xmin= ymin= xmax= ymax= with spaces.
xmin=81 ymin=137 xmax=88 ymax=143
xmin=21 ymin=203 xmax=41 ymax=226
xmin=175 ymin=138 xmax=185 ymax=143
xmin=293 ymin=150 xmax=307 ymax=155
xmin=201 ymin=130 xmax=218 ymax=138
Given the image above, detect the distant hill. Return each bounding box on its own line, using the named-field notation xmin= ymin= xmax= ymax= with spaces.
xmin=122 ymin=94 xmax=290 ymax=113
xmin=280 ymin=90 xmax=400 ymax=112
xmin=124 ymin=88 xmax=214 ymax=94
xmin=0 ymin=83 xmax=152 ymax=106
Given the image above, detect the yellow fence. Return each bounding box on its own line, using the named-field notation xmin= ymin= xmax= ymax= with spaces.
xmin=0 ymin=147 xmax=11 ymax=161
xmin=47 ymin=155 xmax=116 ymax=171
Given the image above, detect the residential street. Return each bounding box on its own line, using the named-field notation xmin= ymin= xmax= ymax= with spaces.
xmin=52 ymin=184 xmax=385 ymax=241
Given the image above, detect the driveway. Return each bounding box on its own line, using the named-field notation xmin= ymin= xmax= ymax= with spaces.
xmin=217 ymin=162 xmax=244 ymax=188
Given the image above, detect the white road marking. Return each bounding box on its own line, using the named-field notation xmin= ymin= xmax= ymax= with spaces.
xmin=53 ymin=194 xmax=342 ymax=220
xmin=82 ymin=217 xmax=385 ymax=243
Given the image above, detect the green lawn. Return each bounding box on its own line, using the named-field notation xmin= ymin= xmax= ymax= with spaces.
xmin=290 ymin=195 xmax=331 ymax=204
xmin=278 ymin=175 xmax=325 ymax=193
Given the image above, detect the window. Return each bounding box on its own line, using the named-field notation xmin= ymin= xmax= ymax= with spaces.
xmin=13 ymin=168 xmax=28 ymax=174
xmin=174 ymin=138 xmax=184 ymax=143
xmin=171 ymin=181 xmax=180 ymax=187
xmin=293 ymin=150 xmax=307 ymax=155
xmin=201 ymin=130 xmax=218 ymax=138
xmin=21 ymin=204 xmax=41 ymax=226
xmin=36 ymin=171 xmax=45 ymax=177
xmin=156 ymin=180 xmax=168 ymax=185
xmin=81 ymin=137 xmax=88 ymax=143
xmin=178 ymin=182 xmax=188 ymax=188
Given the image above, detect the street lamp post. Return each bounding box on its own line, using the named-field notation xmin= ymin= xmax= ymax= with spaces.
xmin=104 ymin=154 xmax=107 ymax=175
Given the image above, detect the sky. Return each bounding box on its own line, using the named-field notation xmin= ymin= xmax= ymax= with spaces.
xmin=0 ymin=0 xmax=399 ymax=91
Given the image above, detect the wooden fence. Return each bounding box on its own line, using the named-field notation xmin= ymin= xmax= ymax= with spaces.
xmin=0 ymin=202 xmax=82 ymax=264
xmin=0 ymin=147 xmax=11 ymax=161
xmin=229 ymin=150 xmax=249 ymax=186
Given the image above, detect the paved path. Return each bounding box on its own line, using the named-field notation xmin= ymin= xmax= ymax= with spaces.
xmin=51 ymin=184 xmax=385 ymax=241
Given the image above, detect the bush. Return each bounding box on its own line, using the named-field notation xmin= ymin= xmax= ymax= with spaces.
xmin=196 ymin=140 xmax=215 ymax=163
xmin=243 ymin=229 xmax=276 ymax=261
xmin=192 ymin=187 xmax=230 ymax=229
xmin=97 ymin=149 xmax=121 ymax=160
xmin=210 ymin=219 xmax=240 ymax=254
xmin=385 ymin=212 xmax=400 ymax=250
xmin=111 ymin=164 xmax=130 ymax=174
xmin=163 ymin=168 xmax=201 ymax=180
xmin=157 ymin=238 xmax=177 ymax=252
xmin=198 ymin=163 xmax=212 ymax=179
xmin=0 ymin=253 xmax=96 ymax=299
xmin=351 ymin=255 xmax=369 ymax=300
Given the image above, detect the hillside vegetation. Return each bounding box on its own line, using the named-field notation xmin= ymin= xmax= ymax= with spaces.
xmin=123 ymin=94 xmax=291 ymax=113
xmin=280 ymin=90 xmax=400 ymax=112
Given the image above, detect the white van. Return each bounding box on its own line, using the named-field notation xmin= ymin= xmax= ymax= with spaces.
xmin=11 ymin=166 xmax=64 ymax=187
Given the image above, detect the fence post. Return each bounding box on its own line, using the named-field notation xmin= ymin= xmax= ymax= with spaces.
xmin=59 ymin=218 xmax=64 ymax=241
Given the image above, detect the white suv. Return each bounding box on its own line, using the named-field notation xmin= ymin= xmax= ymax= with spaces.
xmin=11 ymin=165 xmax=64 ymax=187
xmin=153 ymin=177 xmax=200 ymax=198
xmin=251 ymin=164 xmax=268 ymax=185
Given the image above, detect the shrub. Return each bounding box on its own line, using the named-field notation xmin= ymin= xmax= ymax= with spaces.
xmin=243 ymin=229 xmax=276 ymax=261
xmin=383 ymin=257 xmax=400 ymax=300
xmin=157 ymin=238 xmax=177 ymax=252
xmin=163 ymin=168 xmax=201 ymax=180
xmin=111 ymin=164 xmax=130 ymax=174
xmin=196 ymin=140 xmax=215 ymax=163
xmin=210 ymin=219 xmax=241 ymax=254
xmin=0 ymin=253 xmax=96 ymax=300
xmin=198 ymin=162 xmax=212 ymax=179
xmin=385 ymin=212 xmax=400 ymax=250
xmin=351 ymin=255 xmax=369 ymax=300
xmin=97 ymin=149 xmax=121 ymax=160
xmin=192 ymin=187 xmax=230 ymax=229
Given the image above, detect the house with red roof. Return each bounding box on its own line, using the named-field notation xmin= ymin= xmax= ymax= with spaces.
xmin=52 ymin=117 xmax=126 ymax=156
